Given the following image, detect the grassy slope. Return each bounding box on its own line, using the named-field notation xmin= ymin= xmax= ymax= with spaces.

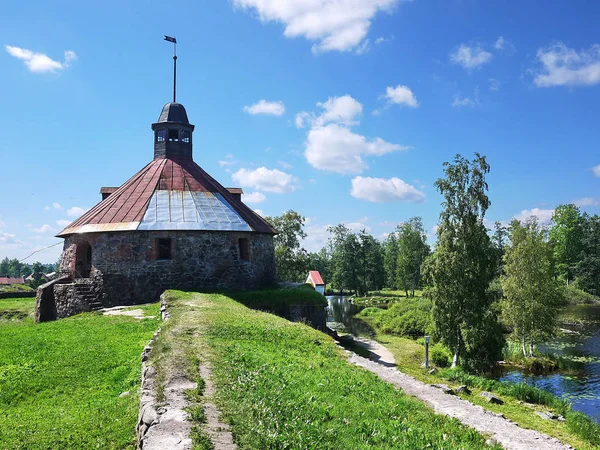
xmin=0 ymin=298 xmax=160 ymax=449
xmin=0 ymin=284 xmax=33 ymax=293
xmin=155 ymin=290 xmax=500 ymax=450
xmin=358 ymin=318 xmax=599 ymax=450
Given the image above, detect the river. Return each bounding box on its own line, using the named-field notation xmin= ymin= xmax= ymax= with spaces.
xmin=326 ymin=296 xmax=600 ymax=424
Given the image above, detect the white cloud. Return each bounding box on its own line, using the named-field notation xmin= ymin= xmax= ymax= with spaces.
xmin=513 ymin=208 xmax=555 ymax=224
xmin=302 ymin=217 xmax=370 ymax=252
xmin=375 ymin=36 xmax=392 ymax=45
xmin=278 ymin=160 xmax=293 ymax=169
xmin=494 ymin=36 xmax=505 ymax=50
xmin=52 ymin=202 xmax=63 ymax=210
xmin=32 ymin=224 xmax=54 ymax=233
xmin=254 ymin=209 xmax=265 ymax=217
xmin=592 ymin=164 xmax=600 ymax=177
xmin=242 ymin=191 xmax=267 ymax=204
xmin=232 ymin=167 xmax=298 ymax=193
xmin=488 ymin=78 xmax=502 ymax=91
xmin=534 ymin=42 xmax=600 ymax=87
xmin=350 ymin=176 xmax=425 ymax=203
xmin=243 ymin=100 xmax=286 ymax=116
xmin=450 ymin=44 xmax=492 ymax=70
xmin=56 ymin=220 xmax=71 ymax=227
xmin=574 ymin=197 xmax=600 ymax=207
xmin=67 ymin=206 xmax=88 ymax=217
xmin=299 ymin=94 xmax=405 ymax=173
xmin=233 ymin=0 xmax=401 ymax=53
xmin=355 ymin=39 xmax=371 ymax=55
xmin=452 ymin=89 xmax=480 ymax=108
xmin=219 ymin=159 xmax=237 ymax=167
xmin=305 ymin=123 xmax=404 ymax=174
xmin=385 ymin=84 xmax=418 ymax=107
xmin=5 ymin=46 xmax=77 ymax=73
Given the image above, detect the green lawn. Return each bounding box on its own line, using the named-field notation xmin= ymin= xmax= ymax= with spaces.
xmin=152 ymin=290 xmax=500 ymax=450
xmin=0 ymin=297 xmax=160 ymax=449
xmin=357 ymin=315 xmax=600 ymax=450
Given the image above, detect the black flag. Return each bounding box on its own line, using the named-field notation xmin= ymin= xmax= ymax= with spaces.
xmin=164 ymin=35 xmax=177 ymax=44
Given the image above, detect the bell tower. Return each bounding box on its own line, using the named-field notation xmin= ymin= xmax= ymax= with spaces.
xmin=152 ymin=35 xmax=195 ymax=160
xmin=151 ymin=103 xmax=195 ymax=160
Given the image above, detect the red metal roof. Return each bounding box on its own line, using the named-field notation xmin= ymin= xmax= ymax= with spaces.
xmin=308 ymin=271 xmax=324 ymax=285
xmin=58 ymin=157 xmax=276 ymax=236
xmin=0 ymin=277 xmax=25 ymax=285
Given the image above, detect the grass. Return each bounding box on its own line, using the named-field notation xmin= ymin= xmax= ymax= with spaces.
xmin=0 ymin=297 xmax=160 ymax=449
xmin=0 ymin=283 xmax=33 ymax=294
xmin=358 ymin=316 xmax=600 ymax=449
xmin=228 ymin=283 xmax=326 ymax=310
xmin=0 ymin=296 xmax=36 ymax=321
xmin=353 ymin=289 xmax=424 ymax=307
xmin=152 ymin=290 xmax=500 ymax=450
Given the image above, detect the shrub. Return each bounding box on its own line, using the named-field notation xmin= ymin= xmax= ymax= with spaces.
xmin=370 ymin=297 xmax=433 ymax=337
xmin=562 ymin=284 xmax=599 ymax=305
xmin=566 ymin=410 xmax=600 ymax=445
xmin=430 ymin=343 xmax=451 ymax=368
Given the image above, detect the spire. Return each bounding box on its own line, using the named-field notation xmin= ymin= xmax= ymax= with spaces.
xmin=164 ymin=35 xmax=177 ymax=102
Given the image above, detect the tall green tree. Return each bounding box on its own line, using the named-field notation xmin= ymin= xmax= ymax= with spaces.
xmin=327 ymin=224 xmax=360 ymax=293
xmin=382 ymin=233 xmax=399 ymax=289
xmin=425 ymin=153 xmax=504 ymax=372
xmin=30 ymin=261 xmax=45 ymax=288
xmin=577 ymin=214 xmax=600 ymax=296
xmin=549 ymin=204 xmax=584 ymax=285
xmin=357 ymin=230 xmax=385 ymax=295
xmin=0 ymin=257 xmax=9 ymax=277
xmin=266 ymin=210 xmax=309 ymax=282
xmin=395 ymin=217 xmax=430 ymax=297
xmin=501 ymin=218 xmax=563 ymax=356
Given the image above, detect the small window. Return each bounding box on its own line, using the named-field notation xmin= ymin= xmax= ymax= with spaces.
xmin=181 ymin=130 xmax=190 ymax=143
xmin=168 ymin=129 xmax=179 ymax=142
xmin=239 ymin=238 xmax=250 ymax=261
xmin=156 ymin=238 xmax=172 ymax=260
xmin=157 ymin=129 xmax=166 ymax=142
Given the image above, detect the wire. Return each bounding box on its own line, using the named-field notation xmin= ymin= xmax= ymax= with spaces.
xmin=19 ymin=241 xmax=62 ymax=262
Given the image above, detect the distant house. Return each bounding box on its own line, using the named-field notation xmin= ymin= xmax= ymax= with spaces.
xmin=26 ymin=273 xmax=48 ymax=283
xmin=0 ymin=277 xmax=25 ymax=285
xmin=306 ymin=271 xmax=325 ymax=295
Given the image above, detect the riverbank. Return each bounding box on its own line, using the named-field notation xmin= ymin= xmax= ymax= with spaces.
xmin=151 ymin=290 xmax=500 ymax=449
xmin=353 ymin=317 xmax=600 ymax=449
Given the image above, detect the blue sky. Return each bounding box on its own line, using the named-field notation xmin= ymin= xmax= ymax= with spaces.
xmin=1 ymin=0 xmax=599 ymax=263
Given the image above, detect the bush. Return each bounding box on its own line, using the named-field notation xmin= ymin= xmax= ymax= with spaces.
xmin=566 ymin=410 xmax=600 ymax=445
xmin=562 ymin=284 xmax=599 ymax=305
xmin=368 ymin=297 xmax=433 ymax=337
xmin=430 ymin=343 xmax=451 ymax=368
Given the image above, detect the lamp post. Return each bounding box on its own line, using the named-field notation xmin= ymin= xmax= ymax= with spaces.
xmin=424 ymin=335 xmax=430 ymax=369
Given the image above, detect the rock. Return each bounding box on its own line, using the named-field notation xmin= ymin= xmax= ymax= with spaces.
xmin=486 ymin=438 xmax=499 ymax=446
xmin=141 ymin=405 xmax=158 ymax=425
xmin=536 ymin=411 xmax=559 ymax=420
xmin=156 ymin=406 xmax=167 ymax=415
xmin=480 ymin=391 xmax=503 ymax=404
xmin=338 ymin=334 xmax=354 ymax=344
xmin=428 ymin=368 xmax=438 ymax=375
xmin=456 ymin=385 xmax=471 ymax=394
xmin=119 ymin=391 xmax=130 ymax=398
xmin=431 ymin=384 xmax=455 ymax=395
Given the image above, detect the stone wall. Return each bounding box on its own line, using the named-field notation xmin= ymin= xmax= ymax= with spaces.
xmin=55 ymin=230 xmax=275 ymax=312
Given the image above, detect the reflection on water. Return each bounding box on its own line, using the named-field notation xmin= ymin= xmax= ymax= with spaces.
xmin=498 ymin=304 xmax=600 ymax=423
xmin=326 ymin=296 xmax=373 ymax=337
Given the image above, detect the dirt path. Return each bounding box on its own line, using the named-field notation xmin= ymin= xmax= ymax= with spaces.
xmin=348 ymin=340 xmax=571 ymax=450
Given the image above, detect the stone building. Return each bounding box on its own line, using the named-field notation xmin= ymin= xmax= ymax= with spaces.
xmin=35 ymin=101 xmax=277 ymax=322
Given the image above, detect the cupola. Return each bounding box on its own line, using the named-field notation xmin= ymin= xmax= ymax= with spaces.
xmin=151 ymin=102 xmax=195 ymax=160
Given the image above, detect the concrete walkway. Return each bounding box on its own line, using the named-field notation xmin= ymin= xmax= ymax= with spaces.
xmin=348 ymin=340 xmax=571 ymax=450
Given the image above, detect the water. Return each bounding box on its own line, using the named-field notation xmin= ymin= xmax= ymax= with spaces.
xmin=498 ymin=304 xmax=600 ymax=423
xmin=326 ymin=296 xmax=373 ymax=336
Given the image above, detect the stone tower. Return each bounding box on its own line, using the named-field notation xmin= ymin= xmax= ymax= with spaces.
xmin=35 ymin=100 xmax=276 ymax=322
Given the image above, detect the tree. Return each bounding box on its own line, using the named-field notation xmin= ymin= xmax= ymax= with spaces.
xmin=577 ymin=214 xmax=600 ymax=296
xmin=327 ymin=224 xmax=360 ymax=293
xmin=0 ymin=257 xmax=9 ymax=277
xmin=491 ymin=221 xmax=508 ymax=277
xmin=425 ymin=153 xmax=504 ymax=372
xmin=382 ymin=233 xmax=399 ymax=289
xmin=266 ymin=210 xmax=309 ymax=282
xmin=30 ymin=261 xmax=45 ymax=288
xmin=549 ymin=204 xmax=584 ymax=285
xmin=395 ymin=217 xmax=430 ymax=297
xmin=501 ymin=218 xmax=563 ymax=356
xmin=356 ymin=230 xmax=385 ymax=295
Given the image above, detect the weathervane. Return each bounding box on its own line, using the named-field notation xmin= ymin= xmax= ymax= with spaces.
xmin=164 ymin=35 xmax=177 ymax=102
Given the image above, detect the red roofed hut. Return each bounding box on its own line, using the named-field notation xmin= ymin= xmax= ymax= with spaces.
xmin=35 ymin=101 xmax=276 ymax=322
xmin=306 ymin=271 xmax=325 ymax=295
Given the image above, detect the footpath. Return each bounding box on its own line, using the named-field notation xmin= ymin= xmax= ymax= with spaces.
xmin=350 ymin=338 xmax=571 ymax=450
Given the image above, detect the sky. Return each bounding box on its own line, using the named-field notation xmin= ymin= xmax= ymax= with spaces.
xmin=1 ymin=0 xmax=600 ymax=263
